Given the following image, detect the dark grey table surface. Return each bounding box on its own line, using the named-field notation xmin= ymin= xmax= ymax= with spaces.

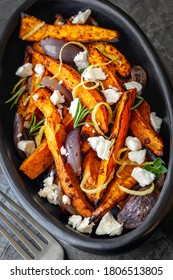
xmin=0 ymin=0 xmax=173 ymax=260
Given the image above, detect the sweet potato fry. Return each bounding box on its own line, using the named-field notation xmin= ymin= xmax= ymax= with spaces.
xmin=87 ymin=42 xmax=131 ymax=77
xmin=45 ymin=118 xmax=94 ymax=217
xmin=19 ymin=14 xmax=119 ymax=42
xmin=137 ymin=100 xmax=151 ymax=126
xmin=28 ymin=48 xmax=108 ymax=133
xmin=89 ymin=165 xmax=137 ymax=222
xmin=88 ymin=48 xmax=123 ymax=91
xmin=80 ymin=114 xmax=98 ymax=154
xmin=96 ymin=89 xmax=137 ymax=193
xmin=19 ymin=139 xmax=53 ymax=179
xmin=82 ymin=149 xmax=101 ymax=203
xmin=129 ymin=109 xmax=164 ymax=156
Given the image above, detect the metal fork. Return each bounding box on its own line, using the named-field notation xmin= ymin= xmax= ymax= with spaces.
xmin=0 ymin=190 xmax=64 ymax=260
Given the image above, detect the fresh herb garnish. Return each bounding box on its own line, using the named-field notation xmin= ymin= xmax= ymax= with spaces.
xmin=73 ymin=99 xmax=93 ymax=128
xmin=28 ymin=112 xmax=45 ymax=136
xmin=5 ymin=77 xmax=27 ymax=109
xmin=143 ymin=157 xmax=167 ymax=176
xmin=131 ymin=94 xmax=144 ymax=110
xmin=5 ymin=86 xmax=27 ymax=109
xmin=34 ymin=84 xmax=45 ymax=88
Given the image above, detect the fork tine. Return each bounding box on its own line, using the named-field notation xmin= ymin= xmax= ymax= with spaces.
xmin=0 ymin=190 xmax=52 ymax=240
xmin=0 ymin=211 xmax=42 ymax=258
xmin=0 ymin=224 xmax=32 ymax=260
xmin=0 ymin=201 xmax=46 ymax=248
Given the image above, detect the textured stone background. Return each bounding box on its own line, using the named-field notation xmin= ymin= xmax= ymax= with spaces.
xmin=0 ymin=0 xmax=173 ymax=260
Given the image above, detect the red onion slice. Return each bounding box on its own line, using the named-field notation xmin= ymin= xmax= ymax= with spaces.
xmin=13 ymin=113 xmax=28 ymax=159
xmin=41 ymin=76 xmax=73 ymax=103
xmin=40 ymin=38 xmax=82 ymax=65
xmin=65 ymin=128 xmax=82 ymax=176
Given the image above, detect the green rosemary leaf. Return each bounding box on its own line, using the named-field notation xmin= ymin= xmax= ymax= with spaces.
xmin=28 ymin=112 xmax=45 ymax=136
xmin=73 ymin=99 xmax=92 ymax=129
xmin=34 ymin=84 xmax=45 ymax=88
xmin=12 ymin=77 xmax=27 ymax=93
xmin=5 ymin=86 xmax=26 ymax=109
xmin=131 ymin=95 xmax=144 ymax=110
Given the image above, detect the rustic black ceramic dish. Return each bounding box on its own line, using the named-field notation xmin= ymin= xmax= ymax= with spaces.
xmin=0 ymin=0 xmax=173 ymax=254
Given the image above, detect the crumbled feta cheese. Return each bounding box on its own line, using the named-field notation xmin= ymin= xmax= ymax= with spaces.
xmin=43 ymin=176 xmax=54 ymax=187
xmin=62 ymin=195 xmax=71 ymax=205
xmin=96 ymin=212 xmax=123 ymax=236
xmin=131 ymin=167 xmax=155 ymax=187
xmin=128 ymin=149 xmax=146 ymax=164
xmin=125 ymin=136 xmax=142 ymax=151
xmin=60 ymin=146 xmax=67 ymax=156
xmin=124 ymin=81 xmax=142 ymax=94
xmin=68 ymin=215 xmax=82 ymax=229
xmin=50 ymin=90 xmax=65 ymax=106
xmin=150 ymin=112 xmax=162 ymax=132
xmin=88 ymin=136 xmax=112 ymax=160
xmin=59 ymin=80 xmax=63 ymax=84
xmin=57 ymin=108 xmax=63 ymax=119
xmin=17 ymin=140 xmax=35 ymax=155
xmin=16 ymin=133 xmax=22 ymax=139
xmin=23 ymin=121 xmax=30 ymax=129
xmin=69 ymin=98 xmax=79 ymax=117
xmin=72 ymin=9 xmax=91 ymax=24
xmin=38 ymin=184 xmax=59 ymax=205
xmin=76 ymin=217 xmax=94 ymax=234
xmin=32 ymin=93 xmax=39 ymax=101
xmin=102 ymin=87 xmax=122 ymax=105
xmin=74 ymin=50 xmax=90 ymax=70
xmin=57 ymin=21 xmax=64 ymax=26
xmin=15 ymin=63 xmax=33 ymax=77
xmin=82 ymin=67 xmax=107 ymax=81
xmin=34 ymin=63 xmax=45 ymax=78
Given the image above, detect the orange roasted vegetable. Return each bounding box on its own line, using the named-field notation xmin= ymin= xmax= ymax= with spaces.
xmin=129 ymin=109 xmax=164 ymax=156
xmin=89 ymin=165 xmax=137 ymax=222
xmin=28 ymin=47 xmax=108 ymax=133
xmin=19 ymin=14 xmax=119 ymax=42
xmin=95 ymin=89 xmax=136 ymax=201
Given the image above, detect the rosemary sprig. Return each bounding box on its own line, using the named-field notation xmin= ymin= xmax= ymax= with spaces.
xmin=5 ymin=86 xmax=27 ymax=109
xmin=131 ymin=94 xmax=144 ymax=110
xmin=11 ymin=77 xmax=27 ymax=93
xmin=34 ymin=84 xmax=45 ymax=88
xmin=73 ymin=99 xmax=93 ymax=128
xmin=28 ymin=112 xmax=45 ymax=136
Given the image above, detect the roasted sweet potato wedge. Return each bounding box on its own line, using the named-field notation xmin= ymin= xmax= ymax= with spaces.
xmin=87 ymin=42 xmax=131 ymax=77
xmin=19 ymin=14 xmax=119 ymax=42
xmin=96 ymin=89 xmax=136 ymax=193
xmin=88 ymin=48 xmax=123 ymax=91
xmin=129 ymin=109 xmax=164 ymax=156
xmin=89 ymin=165 xmax=137 ymax=222
xmin=28 ymin=48 xmax=109 ymax=133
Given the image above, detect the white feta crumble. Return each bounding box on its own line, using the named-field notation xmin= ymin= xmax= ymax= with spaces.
xmin=60 ymin=146 xmax=67 ymax=156
xmin=43 ymin=176 xmax=54 ymax=187
xmin=23 ymin=121 xmax=30 ymax=129
xmin=150 ymin=112 xmax=162 ymax=132
xmin=74 ymin=50 xmax=90 ymax=70
xmin=124 ymin=81 xmax=142 ymax=94
xmin=102 ymin=87 xmax=123 ymax=105
xmin=131 ymin=167 xmax=155 ymax=187
xmin=88 ymin=136 xmax=112 ymax=160
xmin=32 ymin=93 xmax=39 ymax=101
xmin=62 ymin=195 xmax=71 ymax=205
xmin=59 ymin=80 xmax=63 ymax=85
xmin=57 ymin=21 xmax=65 ymax=26
xmin=34 ymin=63 xmax=45 ymax=78
xmin=76 ymin=217 xmax=94 ymax=234
xmin=128 ymin=149 xmax=146 ymax=164
xmin=72 ymin=9 xmax=91 ymax=24
xmin=82 ymin=67 xmax=107 ymax=81
xmin=50 ymin=89 xmax=65 ymax=106
xmin=68 ymin=215 xmax=82 ymax=229
xmin=16 ymin=133 xmax=22 ymax=139
xmin=17 ymin=140 xmax=35 ymax=155
xmin=15 ymin=63 xmax=33 ymax=77
xmin=96 ymin=212 xmax=123 ymax=236
xmin=125 ymin=136 xmax=142 ymax=151
xmin=38 ymin=184 xmax=59 ymax=205
xmin=69 ymin=98 xmax=79 ymax=117
xmin=57 ymin=108 xmax=63 ymax=119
